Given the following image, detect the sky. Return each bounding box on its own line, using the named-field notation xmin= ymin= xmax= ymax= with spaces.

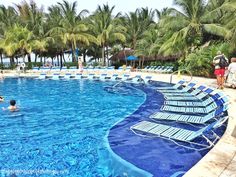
xmin=1 ymin=0 xmax=175 ymax=14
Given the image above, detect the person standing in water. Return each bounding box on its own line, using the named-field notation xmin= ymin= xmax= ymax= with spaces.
xmin=78 ymin=58 xmax=83 ymax=73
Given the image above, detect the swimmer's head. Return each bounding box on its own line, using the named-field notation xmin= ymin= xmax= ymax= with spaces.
xmin=10 ymin=100 xmax=16 ymax=106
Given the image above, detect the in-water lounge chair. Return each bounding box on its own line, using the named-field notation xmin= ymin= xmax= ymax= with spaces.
xmin=131 ymin=118 xmax=225 ymax=142
xmin=161 ymin=96 xmax=228 ymax=114
xmin=156 ymin=80 xmax=185 ymax=91
xmin=38 ymin=73 xmax=46 ymax=79
xmin=64 ymin=73 xmax=71 ymax=79
xmin=161 ymin=82 xmax=196 ymax=94
xmin=51 ymin=73 xmax=60 ymax=80
xmin=164 ymin=87 xmax=214 ymax=101
xmin=151 ymin=104 xmax=229 ymax=124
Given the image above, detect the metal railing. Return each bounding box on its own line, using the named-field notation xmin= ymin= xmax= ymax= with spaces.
xmin=170 ymin=69 xmax=193 ymax=84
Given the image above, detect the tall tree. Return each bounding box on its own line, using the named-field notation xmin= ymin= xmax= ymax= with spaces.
xmin=88 ymin=4 xmax=126 ymax=65
xmin=49 ymin=0 xmax=97 ymax=62
xmin=158 ymin=0 xmax=229 ymax=56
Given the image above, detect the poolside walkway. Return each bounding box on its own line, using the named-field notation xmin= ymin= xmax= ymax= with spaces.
xmin=2 ymin=70 xmax=236 ymax=177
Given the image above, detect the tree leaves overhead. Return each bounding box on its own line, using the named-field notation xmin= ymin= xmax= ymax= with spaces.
xmin=0 ymin=0 xmax=235 ymax=67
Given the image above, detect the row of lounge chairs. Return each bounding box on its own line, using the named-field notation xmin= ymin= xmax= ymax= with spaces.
xmin=32 ymin=66 xmax=133 ymax=73
xmin=37 ymin=73 xmax=152 ymax=84
xmin=131 ymin=80 xmax=229 ymax=145
xmin=141 ymin=66 xmax=174 ymax=73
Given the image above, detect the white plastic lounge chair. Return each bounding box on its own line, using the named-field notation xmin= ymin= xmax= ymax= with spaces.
xmin=161 ymin=96 xmax=229 ymax=114
xmin=156 ymin=80 xmax=186 ymax=91
xmin=131 ymin=118 xmax=223 ymax=142
xmin=128 ymin=75 xmax=142 ymax=83
xmin=74 ymin=73 xmax=82 ymax=79
xmin=120 ymin=74 xmax=130 ymax=81
xmin=88 ymin=73 xmax=95 ymax=80
xmin=64 ymin=73 xmax=71 ymax=79
xmin=161 ymin=82 xmax=196 ymax=94
xmin=164 ymin=87 xmax=214 ymax=101
xmin=99 ymin=74 xmax=108 ymax=81
xmin=32 ymin=67 xmax=39 ymax=72
xmin=164 ymin=89 xmax=222 ymax=107
xmin=150 ymin=104 xmax=228 ymax=124
xmin=51 ymin=73 xmax=60 ymax=80
xmin=143 ymin=76 xmax=152 ymax=83
xmin=110 ymin=74 xmax=118 ymax=81
xmin=38 ymin=73 xmax=46 ymax=79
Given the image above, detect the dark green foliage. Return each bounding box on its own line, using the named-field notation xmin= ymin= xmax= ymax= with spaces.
xmin=183 ymin=43 xmax=232 ymax=77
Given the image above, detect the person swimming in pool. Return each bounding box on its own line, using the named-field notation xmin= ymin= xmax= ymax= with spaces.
xmin=0 ymin=96 xmax=4 ymax=102
xmin=8 ymin=100 xmax=18 ymax=111
xmin=2 ymin=100 xmax=19 ymax=112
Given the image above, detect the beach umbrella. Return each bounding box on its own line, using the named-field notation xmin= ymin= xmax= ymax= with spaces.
xmin=126 ymin=55 xmax=138 ymax=61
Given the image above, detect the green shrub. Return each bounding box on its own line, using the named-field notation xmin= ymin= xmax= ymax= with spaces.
xmin=182 ymin=42 xmax=232 ymax=77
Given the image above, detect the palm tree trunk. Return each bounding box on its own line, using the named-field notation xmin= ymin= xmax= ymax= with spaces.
xmin=27 ymin=54 xmax=31 ymax=63
xmin=56 ymin=55 xmax=58 ymax=66
xmin=82 ymin=50 xmax=86 ymax=63
xmin=62 ymin=53 xmax=66 ymax=63
xmin=142 ymin=56 xmax=145 ymax=69
xmin=71 ymin=42 xmax=76 ymax=62
xmin=34 ymin=54 xmax=38 ymax=63
xmin=106 ymin=46 xmax=109 ymax=66
xmin=0 ymin=54 xmax=3 ymax=65
xmin=102 ymin=45 xmax=105 ymax=66
xmin=60 ymin=54 xmax=63 ymax=67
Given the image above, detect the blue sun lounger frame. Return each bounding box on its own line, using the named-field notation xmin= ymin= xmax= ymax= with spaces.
xmin=161 ymin=82 xmax=197 ymax=94
xmin=164 ymin=87 xmax=214 ymax=101
xmin=156 ymin=80 xmax=186 ymax=90
xmin=131 ymin=119 xmax=221 ymax=142
xmin=161 ymin=96 xmax=228 ymax=114
xmin=151 ymin=103 xmax=228 ymax=124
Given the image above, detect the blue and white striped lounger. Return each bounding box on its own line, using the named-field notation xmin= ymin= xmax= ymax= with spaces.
xmin=74 ymin=73 xmax=82 ymax=79
xmin=156 ymin=80 xmax=185 ymax=90
xmin=161 ymin=82 xmax=196 ymax=94
xmin=150 ymin=104 xmax=229 ymax=124
xmin=51 ymin=73 xmax=60 ymax=80
xmin=131 ymin=120 xmax=220 ymax=142
xmin=88 ymin=73 xmax=95 ymax=80
xmin=111 ymin=74 xmax=118 ymax=81
xmin=129 ymin=75 xmax=141 ymax=83
xmin=38 ymin=73 xmax=46 ymax=79
xmin=164 ymin=88 xmax=214 ymax=101
xmin=120 ymin=74 xmax=130 ymax=81
xmin=99 ymin=74 xmax=108 ymax=81
xmin=161 ymin=96 xmax=229 ymax=114
xmin=64 ymin=73 xmax=71 ymax=79
xmin=164 ymin=91 xmax=223 ymax=107
xmin=143 ymin=76 xmax=152 ymax=83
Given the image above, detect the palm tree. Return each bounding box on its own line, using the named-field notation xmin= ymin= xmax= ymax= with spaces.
xmin=49 ymin=0 xmax=97 ymax=62
xmin=122 ymin=7 xmax=155 ymax=51
xmin=0 ymin=5 xmax=18 ymax=36
xmin=0 ymin=25 xmax=36 ymax=65
xmin=158 ymin=0 xmax=229 ymax=56
xmin=135 ymin=24 xmax=161 ymax=68
xmin=88 ymin=4 xmax=126 ymax=66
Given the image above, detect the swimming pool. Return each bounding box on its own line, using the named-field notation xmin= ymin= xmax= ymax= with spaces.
xmin=0 ymin=79 xmax=227 ymax=177
xmin=0 ymin=79 xmax=146 ymax=176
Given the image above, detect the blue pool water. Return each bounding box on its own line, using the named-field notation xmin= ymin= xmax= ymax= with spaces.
xmin=0 ymin=79 xmax=227 ymax=177
xmin=0 ymin=79 xmax=146 ymax=176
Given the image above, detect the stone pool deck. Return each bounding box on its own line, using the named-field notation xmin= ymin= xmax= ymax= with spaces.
xmin=2 ymin=70 xmax=236 ymax=177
